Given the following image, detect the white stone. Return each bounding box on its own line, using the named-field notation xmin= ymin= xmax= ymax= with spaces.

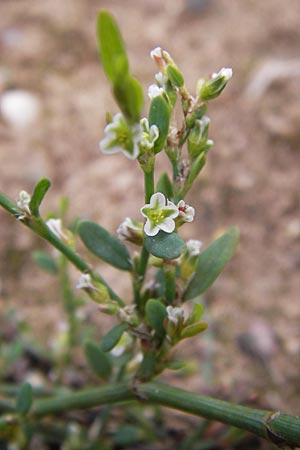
xmin=0 ymin=89 xmax=41 ymax=128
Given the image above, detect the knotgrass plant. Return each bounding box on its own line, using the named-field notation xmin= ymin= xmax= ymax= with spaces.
xmin=0 ymin=10 xmax=299 ymax=450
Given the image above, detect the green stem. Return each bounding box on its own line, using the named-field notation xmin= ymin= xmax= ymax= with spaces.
xmin=134 ymin=169 xmax=154 ymax=308
xmin=144 ymin=170 xmax=155 ymax=203
xmin=28 ymin=382 xmax=300 ymax=448
xmin=59 ymin=255 xmax=78 ymax=351
xmin=0 ymin=192 xmax=123 ymax=306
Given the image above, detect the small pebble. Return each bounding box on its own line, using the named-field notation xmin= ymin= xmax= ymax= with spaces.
xmin=0 ymin=89 xmax=41 ymax=128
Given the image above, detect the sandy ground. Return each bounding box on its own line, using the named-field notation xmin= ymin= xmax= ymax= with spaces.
xmin=1 ymin=0 xmax=300 ymax=417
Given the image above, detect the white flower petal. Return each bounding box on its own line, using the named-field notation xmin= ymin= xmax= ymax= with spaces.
xmin=144 ymin=219 xmax=160 ymax=236
xmin=159 ymin=217 xmax=175 ymax=233
xmin=150 ymin=192 xmax=166 ymax=209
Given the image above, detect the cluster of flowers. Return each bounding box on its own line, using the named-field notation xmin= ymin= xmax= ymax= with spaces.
xmin=99 ymin=46 xmax=232 ymax=162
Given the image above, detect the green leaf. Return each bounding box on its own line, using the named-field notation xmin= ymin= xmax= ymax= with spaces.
xmin=166 ymin=65 xmax=184 ymax=88
xmin=29 ymin=178 xmax=51 ymax=216
xmin=145 ymin=231 xmax=186 ymax=260
xmin=181 ymin=152 xmax=206 ymax=197
xmin=100 ymin=323 xmax=128 ymax=352
xmin=180 ymin=322 xmax=208 ymax=340
xmin=32 ymin=250 xmax=58 ymax=274
xmin=149 ymin=95 xmax=170 ymax=154
xmin=184 ymin=227 xmax=239 ymax=300
xmin=145 ymin=299 xmax=167 ymax=336
xmin=113 ymin=75 xmax=144 ymax=123
xmin=78 ymin=220 xmax=132 ymax=271
xmin=97 ymin=10 xmax=129 ymax=84
xmin=136 ymin=351 xmax=156 ymax=381
xmin=156 ymin=172 xmax=174 ymax=200
xmin=84 ymin=341 xmax=112 ymax=380
xmin=113 ymin=425 xmax=143 ymax=446
xmin=16 ymin=382 xmax=33 ymax=416
xmin=187 ymin=302 xmax=205 ymax=325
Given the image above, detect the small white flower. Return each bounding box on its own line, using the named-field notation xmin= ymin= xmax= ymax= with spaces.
xmin=212 ymin=67 xmax=233 ymax=81
xmin=16 ymin=190 xmax=31 ymax=215
xmin=76 ymin=273 xmax=95 ymax=290
xmin=186 ymin=240 xmax=202 ymax=257
xmin=155 ymin=72 xmax=168 ymax=87
xmin=166 ymin=306 xmax=186 ymax=325
xmin=99 ymin=113 xmax=142 ymax=160
xmin=177 ymin=200 xmax=195 ymax=223
xmin=139 ymin=117 xmax=159 ymax=150
xmin=150 ymin=47 xmax=173 ymax=72
xmin=150 ymin=46 xmax=163 ymax=61
xmin=46 ymin=218 xmax=69 ymax=241
xmin=140 ymin=192 xmax=179 ymax=237
xmin=148 ymin=84 xmax=165 ymax=99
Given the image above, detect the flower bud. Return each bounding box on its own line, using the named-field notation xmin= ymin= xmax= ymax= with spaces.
xmin=118 ymin=305 xmax=139 ymax=326
xmin=180 ymin=239 xmax=202 ymax=280
xmin=117 ymin=217 xmax=143 ymax=245
xmin=188 ymin=116 xmax=210 ymax=159
xmin=46 ymin=218 xmax=74 ymax=246
xmin=199 ymin=67 xmax=233 ymax=101
xmin=76 ymin=273 xmax=110 ymax=304
xmin=16 ymin=190 xmax=31 ymax=217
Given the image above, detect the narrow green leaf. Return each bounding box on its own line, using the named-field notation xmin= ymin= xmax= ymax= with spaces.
xmin=16 ymin=382 xmax=33 ymax=416
xmin=145 ymin=231 xmax=186 ymax=260
xmin=181 ymin=152 xmax=206 ymax=197
xmin=166 ymin=65 xmax=184 ymax=88
xmin=145 ymin=299 xmax=167 ymax=336
xmin=184 ymin=227 xmax=239 ymax=300
xmin=78 ymin=220 xmax=132 ymax=271
xmin=100 ymin=323 xmax=128 ymax=352
xmin=149 ymin=95 xmax=170 ymax=154
xmin=84 ymin=341 xmax=112 ymax=380
xmin=181 ymin=322 xmax=208 ymax=340
xmin=113 ymin=75 xmax=144 ymax=123
xmin=156 ymin=172 xmax=174 ymax=200
xmin=29 ymin=178 xmax=51 ymax=216
xmin=32 ymin=250 xmax=58 ymax=274
xmin=97 ymin=11 xmax=129 ymax=84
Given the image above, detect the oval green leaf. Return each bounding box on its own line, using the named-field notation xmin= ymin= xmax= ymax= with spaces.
xmin=145 ymin=299 xmax=167 ymax=337
xmin=149 ymin=95 xmax=170 ymax=154
xmin=84 ymin=341 xmax=112 ymax=380
xmin=100 ymin=323 xmax=128 ymax=352
xmin=145 ymin=231 xmax=186 ymax=260
xmin=29 ymin=178 xmax=51 ymax=216
xmin=78 ymin=220 xmax=132 ymax=271
xmin=184 ymin=227 xmax=239 ymax=300
xmin=16 ymin=382 xmax=33 ymax=416
xmin=97 ymin=11 xmax=129 ymax=84
xmin=32 ymin=250 xmax=58 ymax=275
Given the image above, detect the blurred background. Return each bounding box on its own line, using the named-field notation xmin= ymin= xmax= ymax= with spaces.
xmin=0 ymin=0 xmax=300 ymax=415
